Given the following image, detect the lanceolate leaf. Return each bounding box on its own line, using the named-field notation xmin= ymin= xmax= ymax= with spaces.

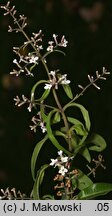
xmin=77 ymin=183 xmax=112 ymax=200
xmin=53 ymin=111 xmax=61 ymax=124
xmin=38 ymin=89 xmax=50 ymax=101
xmin=55 ymin=130 xmax=79 ymax=152
xmin=71 ymin=169 xmax=93 ymax=190
xmin=69 ymin=125 xmax=87 ymax=136
xmin=55 ymin=130 xmax=67 ymax=139
xmin=31 ymin=80 xmax=49 ymax=101
xmin=32 ymin=164 xmax=49 ymax=200
xmin=68 ymin=117 xmax=87 ymax=136
xmin=71 ymin=136 xmax=78 ymax=149
xmin=62 ymin=84 xmax=73 ymax=99
xmin=31 ymin=135 xmax=48 ymax=181
xmin=64 ymin=103 xmax=91 ymax=132
xmin=46 ymin=110 xmax=72 ymax=156
xmin=73 ymin=135 xmax=88 ymax=157
xmin=40 ymin=106 xmax=47 ymax=122
xmin=67 ymin=117 xmax=86 ymax=127
xmin=79 ymin=147 xmax=91 ymax=163
xmin=87 ymin=133 xmax=107 ymax=152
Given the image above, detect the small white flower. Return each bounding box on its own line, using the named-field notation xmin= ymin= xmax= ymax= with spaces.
xmin=49 ymin=71 xmax=56 ymax=77
xmin=59 ymin=35 xmax=68 ymax=47
xmin=61 ymin=79 xmax=70 ymax=85
xmin=29 ymin=125 xmax=37 ymax=133
xmin=58 ymin=150 xmax=63 ymax=156
xmin=53 ymin=34 xmax=58 ymax=45
xmin=13 ymin=59 xmax=18 ymax=64
xmin=53 ymin=34 xmax=58 ymax=38
xmin=41 ymin=126 xmax=47 ymax=133
xmin=27 ymin=105 xmax=32 ymax=112
xmin=59 ymin=74 xmax=71 ymax=85
xmin=22 ymin=94 xmax=27 ymax=102
xmin=50 ymin=159 xmax=58 ymax=166
xmin=44 ymin=83 xmax=52 ymax=90
xmin=14 ymin=96 xmax=20 ymax=106
xmin=47 ymin=41 xmax=54 ymax=52
xmin=47 ymin=46 xmax=53 ymax=52
xmin=40 ymin=122 xmax=47 ymax=133
xmin=29 ymin=56 xmax=39 ymax=64
xmin=61 ymin=156 xmax=68 ymax=163
xmin=58 ymin=166 xmax=68 ymax=176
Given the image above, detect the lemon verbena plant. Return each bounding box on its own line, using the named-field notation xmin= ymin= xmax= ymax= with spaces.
xmin=1 ymin=1 xmax=112 ymax=200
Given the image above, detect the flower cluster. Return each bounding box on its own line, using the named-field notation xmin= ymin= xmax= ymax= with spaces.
xmin=29 ymin=112 xmax=46 ymax=133
xmin=87 ymin=154 xmax=106 ymax=178
xmin=14 ymin=95 xmax=35 ymax=112
xmin=44 ymin=70 xmax=71 ymax=90
xmin=1 ymin=2 xmax=27 ymax=32
xmin=50 ymin=150 xmax=71 ymax=176
xmin=10 ymin=47 xmax=40 ymax=77
xmin=47 ymin=34 xmax=68 ymax=52
xmin=0 ymin=188 xmax=27 ymax=200
xmin=78 ymin=67 xmax=110 ymax=91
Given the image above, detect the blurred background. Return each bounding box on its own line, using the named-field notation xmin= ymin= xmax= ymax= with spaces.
xmin=0 ymin=0 xmax=112 ymax=199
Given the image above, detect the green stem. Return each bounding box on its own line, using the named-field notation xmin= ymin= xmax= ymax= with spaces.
xmin=52 ymin=88 xmax=72 ymax=151
xmin=10 ymin=10 xmax=72 ymax=151
xmin=65 ymin=77 xmax=100 ymax=108
xmin=9 ymin=11 xmax=50 ymax=79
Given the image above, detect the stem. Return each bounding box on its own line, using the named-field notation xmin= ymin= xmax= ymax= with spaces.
xmin=9 ymin=10 xmax=72 ymax=151
xmin=65 ymin=77 xmax=101 ymax=108
xmin=35 ymin=101 xmax=56 ymax=110
xmin=52 ymin=88 xmax=72 ymax=151
xmin=9 ymin=11 xmax=50 ymax=79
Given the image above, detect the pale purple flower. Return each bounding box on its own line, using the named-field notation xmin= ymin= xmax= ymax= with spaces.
xmin=59 ymin=35 xmax=68 ymax=47
xmin=40 ymin=122 xmax=47 ymax=133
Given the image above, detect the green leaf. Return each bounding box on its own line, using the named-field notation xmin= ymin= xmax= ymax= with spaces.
xmin=87 ymin=133 xmax=107 ymax=152
xmin=40 ymin=106 xmax=47 ymax=122
xmin=31 ymin=135 xmax=48 ymax=181
xmin=52 ymin=112 xmax=61 ymax=124
xmin=55 ymin=130 xmax=67 ymax=139
xmin=71 ymin=169 xmax=93 ymax=190
xmin=79 ymin=147 xmax=91 ymax=163
xmin=32 ymin=164 xmax=49 ymax=200
xmin=71 ymin=136 xmax=78 ymax=149
xmin=62 ymin=84 xmax=73 ymax=99
xmin=73 ymin=135 xmax=88 ymax=157
xmin=46 ymin=110 xmax=72 ymax=156
xmin=55 ymin=130 xmax=73 ymax=150
xmin=38 ymin=89 xmax=50 ymax=101
xmin=68 ymin=117 xmax=87 ymax=136
xmin=70 ymin=125 xmax=87 ymax=136
xmin=64 ymin=103 xmax=91 ymax=132
xmin=31 ymin=80 xmax=50 ymax=101
xmin=68 ymin=117 xmax=85 ymax=126
xmin=77 ymin=183 xmax=112 ymax=200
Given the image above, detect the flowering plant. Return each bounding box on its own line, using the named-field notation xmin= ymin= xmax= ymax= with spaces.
xmin=1 ymin=1 xmax=112 ymax=200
